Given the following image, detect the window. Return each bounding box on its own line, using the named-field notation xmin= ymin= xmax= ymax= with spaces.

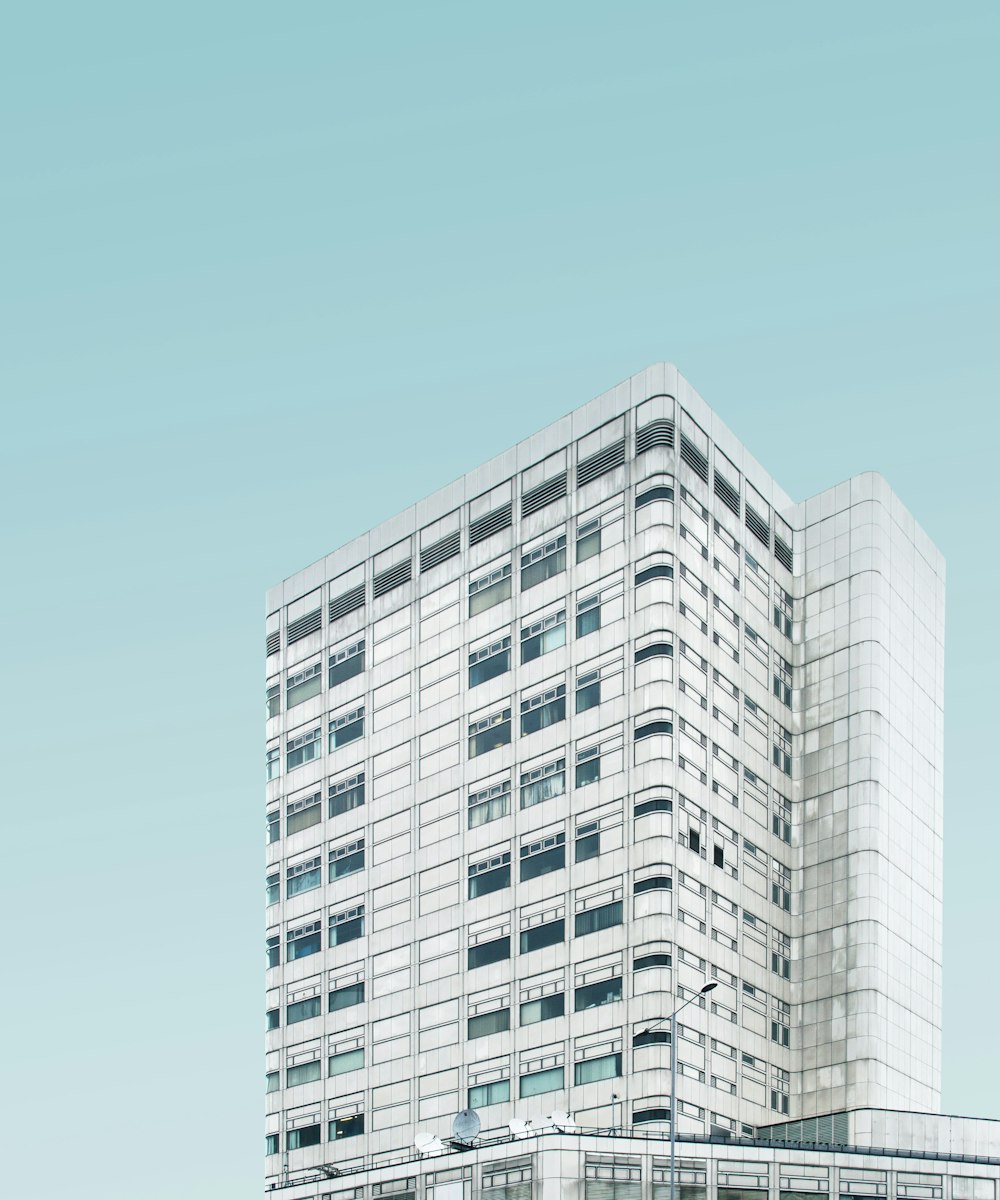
xmin=329 ymin=772 xmax=364 ymax=819
xmin=519 ymin=918 xmax=564 ymax=953
xmin=469 ymin=637 xmax=511 ymax=687
xmin=331 ymin=1114 xmax=365 ymax=1140
xmin=634 ymin=796 xmax=672 ymax=817
xmin=287 ymin=661 xmax=323 ymax=708
xmin=576 ymin=670 xmax=601 ymax=713
xmin=266 ymin=1008 xmax=280 ymax=1030
xmin=286 ymin=791 xmax=321 ymax=836
xmin=266 ymin=873 xmax=279 ymax=906
xmin=469 ymin=1079 xmax=510 ymax=1107
xmin=266 ymin=746 xmax=280 ymax=782
xmin=469 ymin=852 xmax=511 ymax=898
xmin=287 ymin=920 xmax=322 ymax=961
xmin=287 ymin=1124 xmax=321 ymax=1151
xmin=773 ymin=721 xmax=792 ymax=776
xmin=329 ymin=707 xmax=364 ymax=751
xmin=469 ymin=708 xmax=511 ymax=757
xmin=635 ymin=562 xmax=674 ymax=585
xmin=772 ymin=793 xmax=792 ymax=844
xmin=576 ymin=516 xmax=601 ymax=562
xmin=576 ymin=594 xmax=600 ymax=637
xmin=330 ymin=839 xmax=365 ymax=881
xmin=328 ymin=906 xmax=364 ymax=946
xmin=266 ymin=1070 xmax=279 ymax=1092
xmin=633 ymin=1028 xmax=670 ymax=1047
xmin=265 ymin=1133 xmax=279 ymax=1156
xmin=266 ymin=934 xmax=280 ymax=968
xmin=575 ymin=900 xmax=622 ymax=936
xmin=287 ymin=996 xmax=322 ymax=1024
xmin=287 ymin=1060 xmax=322 ymax=1087
xmin=468 ymin=1008 xmax=510 ymax=1039
xmin=329 ymin=640 xmax=365 ymax=688
xmin=519 ymin=1067 xmax=564 ymax=1097
xmin=287 ymin=856 xmax=322 ymax=898
xmin=575 ymin=976 xmax=622 ymax=1010
xmin=575 ymin=748 xmax=600 ymax=787
xmin=771 ymin=1021 xmax=790 ymax=1047
xmin=329 ymin=982 xmax=365 ymax=1011
xmin=575 ymin=821 xmax=600 ymax=861
xmin=469 ymin=564 xmax=512 ymax=616
xmin=634 ymin=874 xmax=672 ymax=894
xmin=520 ymin=992 xmax=565 ymax=1024
xmin=635 ymin=641 xmax=673 ymax=663
xmin=636 ymin=482 xmax=674 ymax=508
xmin=521 ymin=534 xmax=566 ymax=590
xmin=773 ymin=653 xmax=792 ymax=708
xmin=521 ymin=758 xmax=565 ymax=809
xmin=329 ymin=1048 xmax=364 ymax=1076
xmin=634 ymin=950 xmax=671 ymax=971
xmin=633 ymin=1108 xmax=670 ymax=1125
xmin=770 ymin=1091 xmax=789 ymax=1114
xmin=520 ymin=832 xmax=566 ymax=881
xmin=266 ymin=683 xmax=280 ymax=719
xmin=520 ymin=684 xmax=566 ymax=736
xmin=266 ymin=809 xmax=280 ymax=844
xmin=286 ymin=727 xmax=322 ymax=772
xmin=521 ymin=610 xmax=566 ymax=663
xmin=469 ymin=779 xmax=511 ymax=828
xmin=575 ymin=1053 xmax=621 ymax=1084
xmin=635 ymin=718 xmax=673 ymax=740
xmin=468 ymin=936 xmax=510 ymax=969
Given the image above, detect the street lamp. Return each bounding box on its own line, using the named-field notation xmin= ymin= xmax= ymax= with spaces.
xmin=640 ymin=982 xmax=717 ymax=1200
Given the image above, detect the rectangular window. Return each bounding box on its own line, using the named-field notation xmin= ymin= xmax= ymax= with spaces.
xmin=329 ymin=772 xmax=365 ymax=819
xmin=266 ymin=1133 xmax=279 ymax=1156
xmin=469 ymin=852 xmax=512 ymax=899
xmin=266 ymin=1008 xmax=280 ymax=1030
xmin=469 ymin=1079 xmax=510 ymax=1108
xmin=519 ymin=918 xmax=564 ymax=954
xmin=469 ymin=564 xmax=512 ymax=616
xmin=576 ymin=595 xmax=600 ymax=638
xmin=520 ymin=610 xmax=567 ymax=663
xmin=286 ymin=791 xmax=321 ymax=835
xmin=266 ymin=873 xmax=279 ymax=906
xmin=469 ymin=637 xmax=511 ymax=688
xmin=575 ymin=900 xmax=622 ymax=936
xmin=520 ymin=684 xmax=566 ymax=736
xmin=576 ymin=670 xmax=601 ymax=713
xmin=329 ymin=707 xmax=364 ymax=752
xmin=575 ymin=748 xmax=601 ymax=788
xmin=286 ymin=727 xmax=322 ymax=772
xmin=266 ymin=683 xmax=280 ymax=719
xmin=287 ymin=996 xmax=322 ymax=1025
xmin=468 ymin=936 xmax=510 ymax=969
xmin=574 ymin=976 xmax=622 ymax=1011
xmin=266 ymin=746 xmax=280 ymax=781
xmin=330 ymin=839 xmax=365 ymax=881
xmin=574 ymin=1053 xmax=622 ymax=1085
xmin=520 ymin=833 xmax=566 ymax=881
xmin=520 ymin=758 xmax=565 ymax=809
xmin=521 ymin=534 xmax=566 ymax=590
xmin=287 ymin=1124 xmax=321 ymax=1151
xmin=287 ymin=856 xmax=322 ymax=898
xmin=266 ymin=809 xmax=280 ymax=843
xmin=329 ymin=640 xmax=365 ymax=689
xmin=519 ymin=1066 xmax=564 ymax=1097
xmin=331 ymin=1114 xmax=365 ymax=1140
xmin=468 ymin=1008 xmax=511 ymax=1039
xmin=520 ymin=992 xmax=565 ymax=1024
xmin=329 ymin=906 xmax=365 ymax=947
xmin=287 ymin=1060 xmax=322 ymax=1087
xmin=329 ymin=1048 xmax=365 ymax=1076
xmin=469 ymin=708 xmax=511 ymax=757
xmin=266 ymin=1070 xmax=279 ymax=1093
xmin=575 ymin=822 xmax=600 ymax=861
xmin=576 ymin=516 xmax=601 ymax=562
xmin=266 ymin=934 xmax=280 ymax=968
xmin=287 ymin=921 xmax=323 ymax=962
xmin=468 ymin=779 xmax=511 ymax=828
xmin=329 ymin=982 xmax=365 ymax=1011
xmin=287 ymin=661 xmax=323 ymax=708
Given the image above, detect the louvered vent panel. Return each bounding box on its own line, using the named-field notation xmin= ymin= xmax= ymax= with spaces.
xmin=266 ymin=631 xmax=280 ymax=657
xmin=484 ymin=1186 xmax=532 ymax=1200
xmin=578 ymin=438 xmax=626 ymax=486
xmin=774 ymin=536 xmax=793 ymax=572
xmin=714 ymin=472 xmax=741 ymax=517
xmin=286 ymin=608 xmax=322 ymax=644
xmin=420 ymin=531 xmax=461 ymax=572
xmin=679 ymin=435 xmax=709 ymax=481
xmin=745 ymin=506 xmax=770 ymax=547
xmin=470 ymin=502 xmax=513 ymax=546
xmin=636 ymin=418 xmax=675 ymax=453
xmin=329 ymin=584 xmax=365 ymax=622
xmin=586 ymin=1185 xmax=642 ymax=1200
xmin=521 ymin=471 xmax=567 ymax=517
xmin=372 ymin=558 xmax=412 ymax=598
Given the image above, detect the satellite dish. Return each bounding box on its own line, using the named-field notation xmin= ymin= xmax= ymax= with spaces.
xmin=453 ymin=1108 xmax=481 ymax=1142
xmin=508 ymin=1118 xmax=529 ymax=1137
xmin=534 ymin=1114 xmax=554 ymax=1131
xmin=414 ymin=1133 xmax=446 ymax=1155
xmin=550 ymin=1110 xmax=576 ymax=1131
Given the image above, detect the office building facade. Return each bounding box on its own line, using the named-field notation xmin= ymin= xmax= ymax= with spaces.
xmin=264 ymin=364 xmax=944 ymax=1188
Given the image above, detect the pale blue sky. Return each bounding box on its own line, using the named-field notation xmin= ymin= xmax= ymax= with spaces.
xmin=2 ymin=4 xmax=998 ymax=1198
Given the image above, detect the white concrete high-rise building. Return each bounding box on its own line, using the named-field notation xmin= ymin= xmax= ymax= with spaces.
xmin=263 ymin=364 xmax=944 ymax=1189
